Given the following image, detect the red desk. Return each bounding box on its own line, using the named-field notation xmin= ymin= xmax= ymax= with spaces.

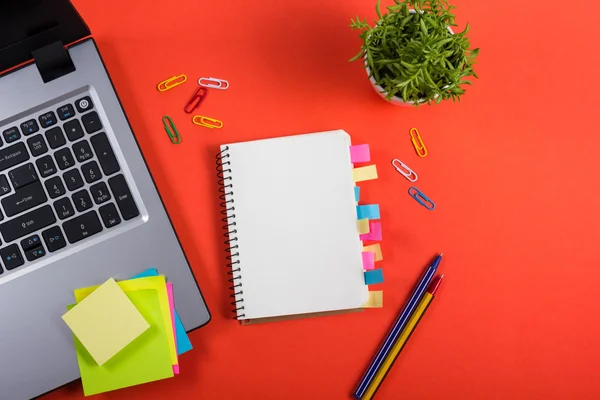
xmin=46 ymin=0 xmax=600 ymax=399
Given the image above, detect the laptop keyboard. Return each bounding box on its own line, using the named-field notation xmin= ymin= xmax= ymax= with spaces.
xmin=0 ymin=95 xmax=139 ymax=275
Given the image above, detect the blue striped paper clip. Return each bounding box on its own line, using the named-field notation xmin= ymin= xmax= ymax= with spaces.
xmin=408 ymin=187 xmax=435 ymax=210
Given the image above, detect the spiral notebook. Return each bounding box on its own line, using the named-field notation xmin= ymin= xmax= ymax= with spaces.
xmin=217 ymin=130 xmax=369 ymax=321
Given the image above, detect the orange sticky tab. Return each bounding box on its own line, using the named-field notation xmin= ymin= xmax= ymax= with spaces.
xmin=363 ymin=243 xmax=383 ymax=261
xmin=357 ymin=219 xmax=370 ymax=234
xmin=362 ymin=291 xmax=383 ymax=308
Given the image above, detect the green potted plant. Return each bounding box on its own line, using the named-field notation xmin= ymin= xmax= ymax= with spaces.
xmin=350 ymin=0 xmax=479 ymax=106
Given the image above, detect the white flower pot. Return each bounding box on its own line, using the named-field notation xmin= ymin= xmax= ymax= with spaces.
xmin=365 ymin=9 xmax=454 ymax=107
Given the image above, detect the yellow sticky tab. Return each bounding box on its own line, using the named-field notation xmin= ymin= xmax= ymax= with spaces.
xmin=363 ymin=243 xmax=383 ymax=261
xmin=352 ymin=165 xmax=378 ymax=182
xmin=62 ymin=278 xmax=150 ymax=366
xmin=362 ymin=291 xmax=383 ymax=308
xmin=358 ymin=218 xmax=370 ymax=234
xmin=74 ymin=276 xmax=177 ymax=368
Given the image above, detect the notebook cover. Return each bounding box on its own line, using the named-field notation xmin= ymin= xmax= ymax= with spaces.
xmin=219 ymin=130 xmax=368 ymax=320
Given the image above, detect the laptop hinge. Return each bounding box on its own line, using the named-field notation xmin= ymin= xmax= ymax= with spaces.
xmin=32 ymin=41 xmax=75 ymax=83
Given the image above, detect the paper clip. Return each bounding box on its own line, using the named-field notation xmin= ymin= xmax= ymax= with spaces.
xmin=410 ymin=128 xmax=428 ymax=157
xmin=392 ymin=159 xmax=418 ymax=182
xmin=408 ymin=187 xmax=435 ymax=210
xmin=198 ymin=77 xmax=229 ymax=90
xmin=184 ymin=87 xmax=208 ymax=114
xmin=157 ymin=74 xmax=187 ymax=92
xmin=192 ymin=115 xmax=223 ymax=129
xmin=162 ymin=116 xmax=182 ymax=144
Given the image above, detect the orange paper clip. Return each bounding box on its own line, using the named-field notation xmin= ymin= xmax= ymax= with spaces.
xmin=184 ymin=87 xmax=208 ymax=114
xmin=157 ymin=74 xmax=187 ymax=92
xmin=192 ymin=115 xmax=223 ymax=129
xmin=410 ymin=128 xmax=428 ymax=157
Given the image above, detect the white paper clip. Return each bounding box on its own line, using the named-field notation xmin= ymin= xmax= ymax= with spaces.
xmin=198 ymin=77 xmax=229 ymax=90
xmin=392 ymin=159 xmax=418 ymax=182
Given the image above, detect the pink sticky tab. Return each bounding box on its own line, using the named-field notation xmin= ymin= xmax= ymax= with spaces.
xmin=360 ymin=221 xmax=382 ymax=241
xmin=362 ymin=252 xmax=375 ymax=270
xmin=350 ymin=144 xmax=371 ymax=163
xmin=166 ymin=283 xmax=180 ymax=375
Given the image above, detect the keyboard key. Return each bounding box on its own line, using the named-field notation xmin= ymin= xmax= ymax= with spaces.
xmin=0 ymin=205 xmax=56 ymax=242
xmin=63 ymin=119 xmax=84 ymax=142
xmin=99 ymin=203 xmax=121 ymax=228
xmin=72 ymin=189 xmax=93 ymax=212
xmin=90 ymin=181 xmax=111 ymax=204
xmin=75 ymin=96 xmax=94 ymax=113
xmin=57 ymin=104 xmax=75 ymax=121
xmin=63 ymin=211 xmax=102 ymax=244
xmin=26 ymin=134 xmax=48 ymax=157
xmin=54 ymin=197 xmax=75 ymax=220
xmin=108 ymin=174 xmax=139 ymax=220
xmin=42 ymin=226 xmax=67 ymax=252
xmin=20 ymin=119 xmax=39 ymax=136
xmin=2 ymin=182 xmax=47 ymax=217
xmin=38 ymin=111 xmax=57 ymax=128
xmin=0 ymin=175 xmax=11 ymax=197
xmin=72 ymin=140 xmax=93 ymax=162
xmin=45 ymin=126 xmax=66 ymax=149
xmin=0 ymin=244 xmax=24 ymax=270
xmin=90 ymin=133 xmax=120 ymax=175
xmin=24 ymin=246 xmax=46 ymax=262
xmin=3 ymin=127 xmax=20 ymax=143
xmin=44 ymin=176 xmax=66 ymax=199
xmin=21 ymin=234 xmax=42 ymax=251
xmin=36 ymin=155 xmax=57 ymax=178
xmin=54 ymin=148 xmax=75 ymax=170
xmin=81 ymin=160 xmax=102 ymax=183
xmin=0 ymin=142 xmax=29 ymax=173
xmin=82 ymin=112 xmax=102 ymax=134
xmin=9 ymin=163 xmax=38 ymax=189
xmin=63 ymin=169 xmax=84 ymax=191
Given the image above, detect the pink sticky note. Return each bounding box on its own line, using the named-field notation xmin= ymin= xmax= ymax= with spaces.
xmin=350 ymin=144 xmax=371 ymax=163
xmin=166 ymin=283 xmax=180 ymax=375
xmin=362 ymin=252 xmax=375 ymax=270
xmin=360 ymin=221 xmax=382 ymax=241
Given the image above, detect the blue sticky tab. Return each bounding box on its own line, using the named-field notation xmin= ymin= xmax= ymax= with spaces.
xmin=131 ymin=268 xmax=193 ymax=355
xmin=364 ymin=269 xmax=384 ymax=285
xmin=354 ymin=186 xmax=360 ymax=202
xmin=357 ymin=204 xmax=380 ymax=220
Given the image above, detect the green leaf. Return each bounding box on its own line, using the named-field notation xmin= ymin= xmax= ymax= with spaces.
xmin=376 ymin=0 xmax=382 ymax=19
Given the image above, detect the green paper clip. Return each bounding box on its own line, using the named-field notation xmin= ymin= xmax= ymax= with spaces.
xmin=162 ymin=116 xmax=181 ymax=144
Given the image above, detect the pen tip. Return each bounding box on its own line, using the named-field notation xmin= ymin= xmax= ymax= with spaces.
xmin=439 ymin=252 xmax=443 ymax=257
xmin=440 ymin=274 xmax=445 ymax=279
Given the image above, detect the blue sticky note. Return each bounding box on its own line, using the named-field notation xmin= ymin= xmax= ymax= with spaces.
xmin=354 ymin=186 xmax=360 ymax=202
xmin=131 ymin=268 xmax=193 ymax=355
xmin=364 ymin=269 xmax=384 ymax=285
xmin=357 ymin=204 xmax=380 ymax=220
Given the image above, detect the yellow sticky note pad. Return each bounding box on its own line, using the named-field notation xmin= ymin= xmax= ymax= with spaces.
xmin=62 ymin=278 xmax=150 ymax=366
xmin=362 ymin=291 xmax=383 ymax=308
xmin=353 ymin=165 xmax=378 ymax=182
xmin=363 ymin=243 xmax=383 ymax=261
xmin=358 ymin=218 xmax=370 ymax=234
xmin=74 ymin=276 xmax=177 ymax=368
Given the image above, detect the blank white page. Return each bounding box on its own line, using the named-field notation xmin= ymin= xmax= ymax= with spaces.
xmin=222 ymin=130 xmax=368 ymax=320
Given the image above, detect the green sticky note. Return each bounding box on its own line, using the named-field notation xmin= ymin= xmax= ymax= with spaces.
xmin=68 ymin=289 xmax=174 ymax=396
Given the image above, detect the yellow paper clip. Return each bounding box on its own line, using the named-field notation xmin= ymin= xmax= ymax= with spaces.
xmin=157 ymin=74 xmax=187 ymax=92
xmin=162 ymin=116 xmax=181 ymax=144
xmin=192 ymin=115 xmax=223 ymax=129
xmin=409 ymin=128 xmax=428 ymax=157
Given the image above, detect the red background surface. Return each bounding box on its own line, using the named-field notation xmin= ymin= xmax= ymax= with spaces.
xmin=44 ymin=0 xmax=600 ymax=399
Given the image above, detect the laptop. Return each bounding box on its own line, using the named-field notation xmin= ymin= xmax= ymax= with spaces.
xmin=0 ymin=1 xmax=211 ymax=398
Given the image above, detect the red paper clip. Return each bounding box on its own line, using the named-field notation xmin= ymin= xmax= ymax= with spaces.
xmin=184 ymin=87 xmax=208 ymax=114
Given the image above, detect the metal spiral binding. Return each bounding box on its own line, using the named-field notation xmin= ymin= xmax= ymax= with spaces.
xmin=216 ymin=146 xmax=244 ymax=319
